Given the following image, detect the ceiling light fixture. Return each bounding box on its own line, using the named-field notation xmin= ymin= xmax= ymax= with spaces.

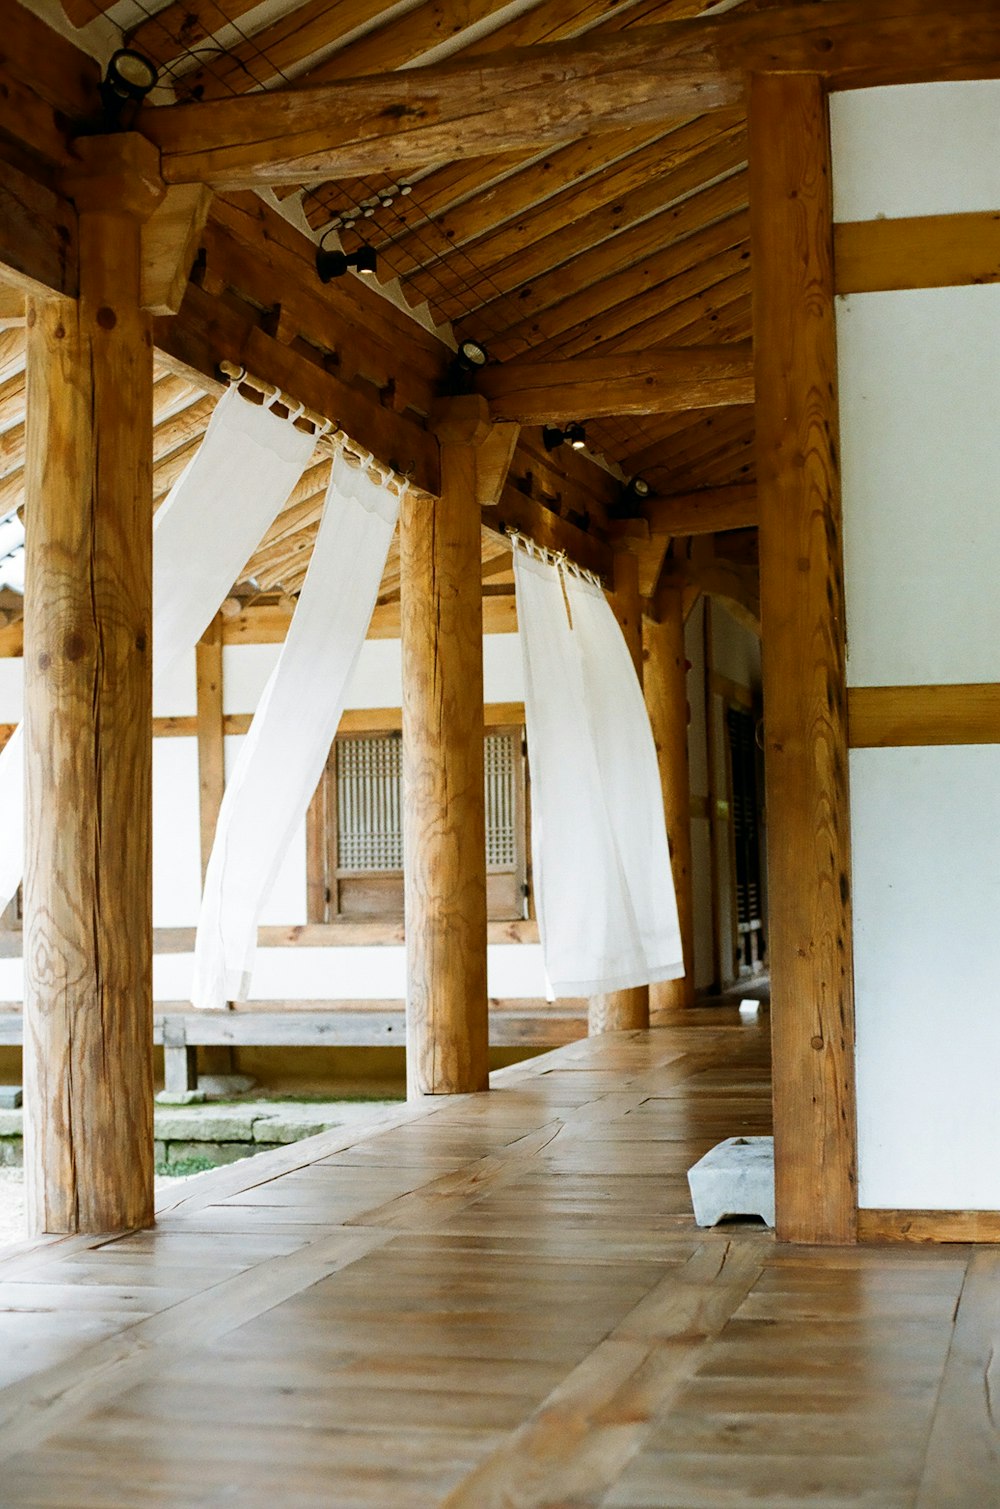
xmin=316 ymin=236 xmax=378 ymax=282
xmin=543 ymin=422 xmax=587 ymax=453
xmin=100 ymin=48 xmax=158 ymax=125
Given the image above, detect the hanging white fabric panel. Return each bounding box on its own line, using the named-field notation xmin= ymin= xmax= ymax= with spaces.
xmin=513 ymin=545 xmax=683 ymax=997
xmin=192 ymin=451 xmax=400 ymax=1009
xmin=152 ymin=386 xmax=317 ymax=684
xmin=0 ymin=385 xmax=316 ymax=916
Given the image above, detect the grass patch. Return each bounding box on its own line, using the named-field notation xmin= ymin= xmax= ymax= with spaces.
xmin=156 ymin=1156 xmax=217 ymax=1177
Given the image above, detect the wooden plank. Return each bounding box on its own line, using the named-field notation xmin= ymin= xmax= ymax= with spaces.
xmin=195 ymin=616 xmax=224 ymax=882
xmin=751 ymin=73 xmax=857 ymax=1246
xmin=141 ymin=183 xmax=213 ymax=316
xmin=401 ymin=431 xmax=489 ymax=1095
xmin=478 ymin=345 xmax=753 ymax=422
xmin=0 ymin=155 xmax=77 ymax=301
xmin=848 ymin=684 xmax=1000 ymax=748
xmin=147 ymin=1007 xmax=587 ymax=1050
xmin=644 ymin=593 xmax=695 ymax=1012
xmin=643 ymin=483 xmax=757 ymax=538
xmin=142 ymin=2 xmax=1000 ymax=188
xmin=917 ymin=1250 xmax=1000 ymax=1506
xmin=489 ymin=490 xmax=612 ymax=584
xmin=858 ymin=1210 xmax=1000 ymax=1243
xmin=835 ymin=211 xmax=1000 ymax=294
xmin=21 ymin=139 xmax=162 ymax=1238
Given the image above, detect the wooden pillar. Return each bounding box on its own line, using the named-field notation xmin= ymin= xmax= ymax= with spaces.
xmin=195 ymin=614 xmax=225 ymax=882
xmin=22 ymin=136 xmax=163 ymax=1235
xmin=750 ymin=73 xmax=857 ymax=1245
xmin=401 ymin=425 xmax=490 ymax=1098
xmin=645 ymin=587 xmax=695 ymax=1012
xmin=589 ymin=549 xmax=649 ymax=1035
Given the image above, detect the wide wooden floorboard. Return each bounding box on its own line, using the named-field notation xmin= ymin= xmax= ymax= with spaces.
xmin=0 ymin=1007 xmax=996 ymax=1506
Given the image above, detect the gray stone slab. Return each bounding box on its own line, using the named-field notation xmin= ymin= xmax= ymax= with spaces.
xmin=687 ymin=1135 xmax=775 ymax=1228
xmin=0 ymin=1087 xmax=22 ymax=1109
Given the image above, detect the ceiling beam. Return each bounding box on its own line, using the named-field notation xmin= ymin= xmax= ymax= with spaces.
xmin=138 ymin=1 xmax=1000 ymax=187
xmin=0 ymin=153 xmax=78 ymax=300
xmin=478 ymin=345 xmax=753 ymax=422
xmin=643 ymin=483 xmax=758 ymax=536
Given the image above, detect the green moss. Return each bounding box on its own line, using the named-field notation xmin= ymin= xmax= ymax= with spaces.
xmin=155 ymin=1155 xmax=217 ymax=1177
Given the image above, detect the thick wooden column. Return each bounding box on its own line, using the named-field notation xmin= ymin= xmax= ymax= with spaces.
xmin=195 ymin=614 xmax=225 ymax=882
xmin=22 ymin=137 xmax=163 ymax=1236
xmin=589 ymin=549 xmax=649 ymax=1035
xmin=401 ymin=416 xmax=491 ymax=1098
xmin=750 ymin=74 xmax=857 ymax=1244
xmin=645 ymin=588 xmax=695 ymax=1011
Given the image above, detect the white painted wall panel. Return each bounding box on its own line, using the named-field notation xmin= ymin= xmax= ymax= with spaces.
xmin=830 ymin=81 xmax=1000 ymax=223
xmin=838 ymin=285 xmax=1000 ymax=688
xmin=0 ymin=661 xmax=23 ymax=721
xmin=152 ymin=739 xmax=201 ymax=927
xmin=851 ymin=746 xmax=1000 ymax=1209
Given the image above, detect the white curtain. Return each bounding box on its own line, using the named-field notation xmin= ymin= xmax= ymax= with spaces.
xmin=192 ymin=450 xmax=400 ymax=1009
xmin=513 ymin=544 xmax=683 ymax=997
xmin=0 ymin=386 xmax=316 ymax=915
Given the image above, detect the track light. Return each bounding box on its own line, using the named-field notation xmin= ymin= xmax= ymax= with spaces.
xmin=316 ymin=241 xmax=378 ymax=282
xmin=543 ymin=422 xmax=587 ymax=453
xmin=100 ymin=48 xmax=158 ymax=124
xmin=624 ymin=475 xmax=651 ymax=504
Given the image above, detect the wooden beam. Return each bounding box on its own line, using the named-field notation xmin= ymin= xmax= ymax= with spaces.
xmin=141 ymin=183 xmax=213 ymax=316
xmin=22 ymin=135 xmax=162 ymax=1238
xmin=644 ymin=483 xmax=758 ymax=537
xmin=835 ymin=211 xmax=1000 ymax=294
xmin=751 ymin=73 xmax=857 ymax=1246
xmin=588 ymin=549 xmax=649 ymax=1035
xmin=478 ymin=346 xmax=754 ymax=422
xmin=154 ymin=282 xmax=441 ymax=495
xmin=488 ymin=489 xmax=613 ymax=583
xmin=140 ymin=2 xmax=1000 ymax=188
xmin=0 ymin=154 xmax=77 ymax=301
xmin=401 ymin=418 xmax=490 ymax=1097
xmin=644 ymin=592 xmax=696 ymax=1012
xmin=848 ymin=683 xmax=1000 ymax=748
xmin=195 ymin=615 xmax=225 ymax=883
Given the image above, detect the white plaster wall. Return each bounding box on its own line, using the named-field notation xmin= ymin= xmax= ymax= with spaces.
xmin=712 ymin=601 xmax=761 ymax=693
xmin=851 ymin=747 xmax=1000 ymax=1209
xmin=830 ymin=81 xmax=1000 ymax=223
xmin=0 ymin=661 xmax=23 ymax=722
xmin=835 ymin=80 xmax=1000 ymax=1210
xmin=838 ymin=286 xmax=1000 ymax=688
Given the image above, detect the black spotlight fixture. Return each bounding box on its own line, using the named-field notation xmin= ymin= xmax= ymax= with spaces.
xmin=444 ymin=338 xmax=490 ymax=394
xmin=100 ymin=49 xmax=158 ymax=125
xmin=316 ymin=236 xmax=378 ymax=283
xmin=610 ymin=474 xmax=653 ymax=518
xmin=543 ymin=422 xmax=587 ymax=453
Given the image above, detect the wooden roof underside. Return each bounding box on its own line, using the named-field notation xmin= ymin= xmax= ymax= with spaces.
xmin=49 ymin=0 xmax=759 ymax=491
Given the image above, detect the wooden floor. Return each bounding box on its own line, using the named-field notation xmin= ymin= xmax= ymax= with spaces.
xmin=0 ymin=1006 xmax=996 ymax=1507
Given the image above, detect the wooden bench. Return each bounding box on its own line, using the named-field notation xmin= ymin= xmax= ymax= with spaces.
xmin=0 ymin=1001 xmax=588 ymax=1093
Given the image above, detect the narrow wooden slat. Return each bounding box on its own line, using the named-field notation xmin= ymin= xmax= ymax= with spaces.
xmin=835 ymin=211 xmax=1000 ymax=294
xmin=858 ymin=1210 xmax=1000 ymax=1243
xmin=751 ymin=73 xmax=857 ymax=1245
xmin=195 ymin=617 xmax=224 ymax=883
xmin=848 ymin=683 xmax=1000 ymax=748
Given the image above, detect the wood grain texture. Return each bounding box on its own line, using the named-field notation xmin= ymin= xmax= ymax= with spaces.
xmin=401 ymin=438 xmax=489 ymax=1096
xmin=644 ymin=482 xmax=758 ymax=538
xmin=195 ymin=616 xmax=224 ymax=883
xmin=0 ymin=1014 xmax=989 ymax=1505
xmin=143 ymin=2 xmax=1000 ymax=188
xmin=590 ymin=551 xmax=649 ymax=1035
xmin=645 ymin=594 xmax=696 ymax=1012
xmin=848 ymin=683 xmax=1000 ymax=748
xmin=835 ymin=210 xmax=1000 ymax=294
xmin=750 ymin=73 xmax=857 ymax=1245
xmin=0 ymin=156 xmax=77 ymax=301
xmin=22 ymin=194 xmax=155 ymax=1235
xmin=479 ymin=345 xmax=754 ymax=422
xmin=858 ymin=1209 xmax=1000 ymax=1243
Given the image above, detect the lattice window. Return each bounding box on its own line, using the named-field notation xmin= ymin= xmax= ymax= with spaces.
xmin=335 ymin=734 xmax=404 ymax=872
xmin=485 ymin=733 xmax=516 ymax=869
